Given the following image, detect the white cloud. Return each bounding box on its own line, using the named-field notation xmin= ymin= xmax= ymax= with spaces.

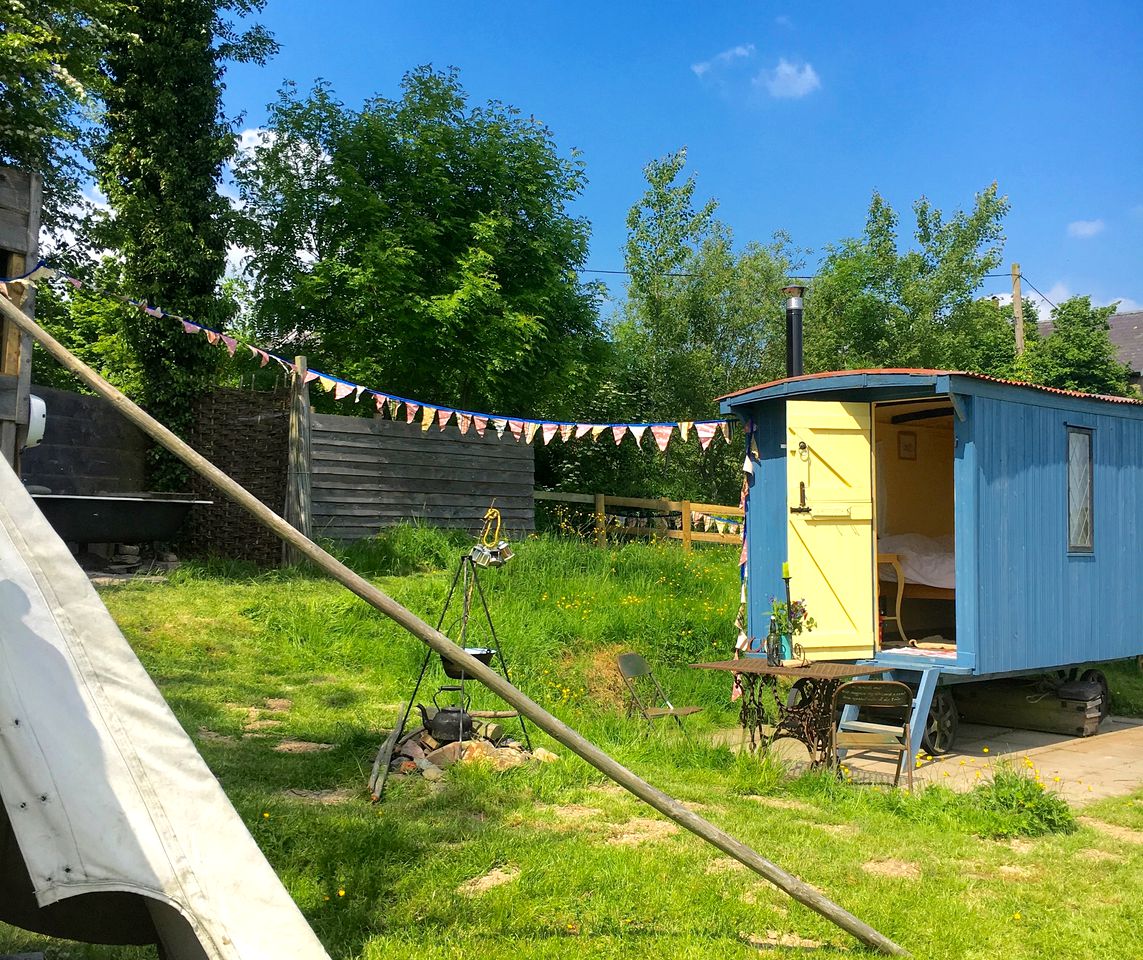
xmin=236 ymin=126 xmax=274 ymax=158
xmin=756 ymin=58 xmax=821 ymax=99
xmin=1067 ymin=218 xmax=1105 ymax=239
xmin=691 ymin=43 xmax=755 ymax=79
xmin=775 ymin=14 xmax=793 ymax=28
xmin=1109 ymin=296 xmax=1142 ymax=313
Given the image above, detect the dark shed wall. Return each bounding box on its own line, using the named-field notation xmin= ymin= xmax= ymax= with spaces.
xmin=974 ymin=393 xmax=1143 ymax=674
xmin=311 ymin=414 xmax=534 ymax=540
xmin=20 ymin=385 xmax=148 ymax=494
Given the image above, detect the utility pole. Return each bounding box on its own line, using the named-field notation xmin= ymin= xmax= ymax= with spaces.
xmin=1011 ymin=262 xmax=1025 ymax=356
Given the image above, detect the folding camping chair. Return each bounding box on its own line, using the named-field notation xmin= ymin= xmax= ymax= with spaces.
xmin=831 ymin=680 xmax=914 ymax=791
xmin=616 ymin=652 xmax=701 ymax=734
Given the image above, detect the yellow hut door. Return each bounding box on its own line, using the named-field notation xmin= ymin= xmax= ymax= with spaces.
xmin=785 ymin=400 xmax=876 ymax=660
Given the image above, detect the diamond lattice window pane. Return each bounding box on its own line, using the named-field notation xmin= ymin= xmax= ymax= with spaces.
xmin=1068 ymin=430 xmax=1093 ymax=551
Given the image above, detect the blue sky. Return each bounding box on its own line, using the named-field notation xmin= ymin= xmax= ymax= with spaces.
xmin=225 ymin=0 xmax=1143 ymax=314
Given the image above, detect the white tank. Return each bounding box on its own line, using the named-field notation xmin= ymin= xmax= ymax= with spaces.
xmin=23 ymin=393 xmax=46 ymax=449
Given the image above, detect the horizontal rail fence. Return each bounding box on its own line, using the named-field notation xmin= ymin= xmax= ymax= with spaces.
xmin=534 ymin=490 xmax=743 ymax=550
xmin=310 ymin=413 xmax=535 ymax=540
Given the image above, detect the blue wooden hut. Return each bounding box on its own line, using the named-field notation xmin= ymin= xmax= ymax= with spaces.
xmin=720 ymin=368 xmax=1143 ymax=753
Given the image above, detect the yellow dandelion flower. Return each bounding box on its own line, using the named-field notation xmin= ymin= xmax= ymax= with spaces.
xmin=262 ymin=812 xmax=270 ymax=819
xmin=982 ymin=747 xmax=990 ymax=754
xmin=1013 ymin=912 xmax=1021 ymax=921
xmin=338 ymin=888 xmax=345 ymax=897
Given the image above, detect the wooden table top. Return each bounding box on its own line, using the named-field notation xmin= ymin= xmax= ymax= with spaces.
xmin=690 ymin=658 xmax=890 ymax=680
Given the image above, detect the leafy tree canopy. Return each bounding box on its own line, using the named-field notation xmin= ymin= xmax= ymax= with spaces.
xmin=0 ymin=0 xmax=119 ymax=226
xmin=542 ymin=149 xmax=800 ymax=503
xmin=234 ymin=67 xmax=603 ymax=418
xmin=1016 ymin=296 xmax=1133 ymax=396
xmin=806 ymin=184 xmax=1017 ymax=375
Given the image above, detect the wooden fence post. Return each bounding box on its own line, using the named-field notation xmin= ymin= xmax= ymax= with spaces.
xmin=681 ymin=500 xmax=693 ymax=552
xmin=283 ymin=355 xmax=313 ymax=565
xmin=0 ymin=167 xmax=41 ymax=470
xmin=594 ymin=492 xmax=606 ymax=547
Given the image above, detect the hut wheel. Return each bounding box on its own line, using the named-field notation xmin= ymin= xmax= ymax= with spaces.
xmin=1080 ymin=669 xmax=1111 ymax=722
xmin=921 ymin=687 xmax=959 ymax=755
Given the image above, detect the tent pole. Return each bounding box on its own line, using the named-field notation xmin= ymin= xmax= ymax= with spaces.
xmin=0 ymin=291 xmax=908 ymax=958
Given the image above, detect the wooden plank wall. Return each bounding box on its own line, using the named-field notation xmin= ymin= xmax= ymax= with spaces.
xmin=19 ymin=385 xmax=148 ymax=494
xmin=311 ymin=413 xmax=534 ymax=540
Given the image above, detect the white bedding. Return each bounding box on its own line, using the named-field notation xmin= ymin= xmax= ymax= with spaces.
xmin=878 ymin=533 xmax=955 ymax=590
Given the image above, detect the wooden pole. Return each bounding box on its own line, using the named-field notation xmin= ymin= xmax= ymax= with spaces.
xmin=283 ymin=355 xmax=313 ymax=565
xmin=681 ymin=500 xmax=693 ymax=552
xmin=1012 ymin=263 xmax=1025 ymax=356
xmin=594 ymin=492 xmax=606 ymax=547
xmin=0 ymin=293 xmax=908 ymax=958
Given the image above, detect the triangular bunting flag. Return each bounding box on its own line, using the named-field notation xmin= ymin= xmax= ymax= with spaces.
xmin=591 ymin=425 xmax=607 ymax=440
xmin=375 ymin=394 xmax=388 ymax=414
xmin=542 ymin=423 xmax=558 ymax=445
xmin=525 ymin=422 xmax=540 ymax=444
xmin=221 ymin=335 xmax=237 ymax=357
xmin=493 ymin=418 xmax=508 ymax=439
xmin=333 ymin=381 xmax=355 ymax=401
xmin=354 ymin=385 xmax=366 ymax=402
xmin=742 ymin=456 xmax=754 ymax=476
xmin=559 ymin=424 xmax=573 ymax=442
xmin=612 ymin=425 xmax=627 ymax=445
xmin=181 ymin=321 xmax=199 ymax=334
xmin=67 ymin=276 xmax=83 ymax=289
xmin=651 ymin=424 xmax=673 ymax=452
xmin=303 ymin=371 xmax=320 ymax=384
xmin=456 ymin=413 xmax=472 ymax=435
xmin=720 ymin=421 xmax=731 ymax=442
xmin=629 ymin=425 xmax=648 ymax=446
xmin=389 ymin=399 xmax=400 ymax=419
xmin=509 ymin=420 xmax=525 ymax=442
xmin=696 ymin=422 xmax=717 ymax=450
xmin=405 ymin=402 xmax=420 ymax=424
xmin=679 ymin=421 xmax=692 ymax=443
xmin=143 ymin=303 xmax=163 ymax=318
xmin=421 ymin=406 xmax=436 ymax=432
xmin=575 ymin=424 xmax=592 ymax=439
xmin=473 ymin=416 xmax=488 ymax=437
xmin=205 ymin=329 xmax=219 ymax=345
xmin=437 ymin=408 xmax=453 ymax=430
xmin=318 ymin=376 xmax=336 ymax=393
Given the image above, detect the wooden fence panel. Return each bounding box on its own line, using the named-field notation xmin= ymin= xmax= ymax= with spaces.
xmin=310 ymin=413 xmax=534 ymax=539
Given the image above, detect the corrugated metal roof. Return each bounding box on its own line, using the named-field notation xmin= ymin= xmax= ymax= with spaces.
xmin=718 ymin=368 xmax=1143 ymax=406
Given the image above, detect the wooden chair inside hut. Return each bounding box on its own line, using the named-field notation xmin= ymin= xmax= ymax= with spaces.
xmin=616 ymin=652 xmax=701 ymax=733
xmin=831 ymin=680 xmax=914 ymax=791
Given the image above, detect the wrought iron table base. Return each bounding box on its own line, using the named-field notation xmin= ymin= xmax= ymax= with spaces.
xmin=737 ymin=673 xmax=845 ymax=766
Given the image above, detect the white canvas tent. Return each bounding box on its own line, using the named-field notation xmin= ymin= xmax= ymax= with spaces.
xmin=0 ymin=454 xmax=331 ymax=960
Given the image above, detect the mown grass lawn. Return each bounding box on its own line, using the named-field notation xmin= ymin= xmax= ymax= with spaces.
xmin=3 ymin=530 xmax=1141 ymax=959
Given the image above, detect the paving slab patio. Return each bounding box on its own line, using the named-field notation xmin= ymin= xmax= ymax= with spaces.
xmin=715 ymin=715 xmax=1143 ymax=803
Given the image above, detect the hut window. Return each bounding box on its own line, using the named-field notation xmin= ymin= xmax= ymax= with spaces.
xmin=1067 ymin=427 xmax=1093 ymax=553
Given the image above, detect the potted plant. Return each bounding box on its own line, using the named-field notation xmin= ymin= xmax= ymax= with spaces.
xmin=769 ymin=596 xmax=816 ymax=661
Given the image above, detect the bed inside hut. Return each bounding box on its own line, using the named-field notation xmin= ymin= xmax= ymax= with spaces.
xmin=872 ymin=399 xmax=957 ymax=654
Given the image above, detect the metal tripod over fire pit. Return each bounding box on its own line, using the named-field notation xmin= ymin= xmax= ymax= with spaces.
xmin=370 ymin=523 xmax=532 ymax=799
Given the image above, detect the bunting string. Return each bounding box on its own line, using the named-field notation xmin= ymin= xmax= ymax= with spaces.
xmin=14 ymin=262 xmax=736 ymax=452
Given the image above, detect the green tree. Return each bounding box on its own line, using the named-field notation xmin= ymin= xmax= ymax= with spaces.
xmin=1016 ymin=297 xmax=1132 ymax=396
xmin=807 ymin=185 xmax=1015 ymax=375
xmin=0 ymin=0 xmax=118 ymax=225
xmin=544 ymin=150 xmax=798 ymax=503
xmin=234 ymin=68 xmax=602 ymax=418
xmin=89 ymin=0 xmax=275 ymax=485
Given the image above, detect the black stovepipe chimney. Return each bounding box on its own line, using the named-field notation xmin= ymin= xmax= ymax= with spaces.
xmin=782 ymin=284 xmax=805 ymax=378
